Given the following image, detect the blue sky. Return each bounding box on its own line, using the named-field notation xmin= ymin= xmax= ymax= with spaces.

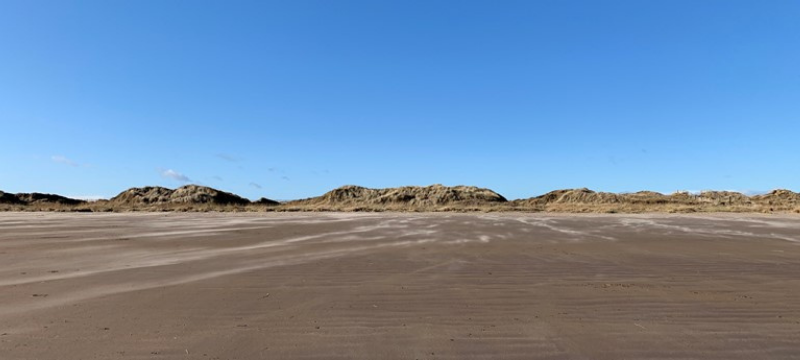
xmin=1 ymin=0 xmax=798 ymax=200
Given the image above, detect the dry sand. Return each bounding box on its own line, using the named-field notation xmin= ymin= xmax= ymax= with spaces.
xmin=1 ymin=213 xmax=799 ymax=359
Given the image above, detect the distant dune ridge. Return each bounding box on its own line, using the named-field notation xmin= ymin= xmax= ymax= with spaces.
xmin=511 ymin=188 xmax=759 ymax=208
xmin=0 ymin=184 xmax=798 ymax=213
xmin=752 ymin=189 xmax=800 ymax=206
xmin=286 ymin=184 xmax=507 ymax=210
xmin=0 ymin=190 xmax=86 ymax=206
xmin=110 ymin=185 xmax=250 ymax=206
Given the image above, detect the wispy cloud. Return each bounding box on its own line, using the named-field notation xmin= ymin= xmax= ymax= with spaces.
xmin=281 ymin=176 xmax=290 ymax=181
xmin=212 ymin=176 xmax=223 ymax=181
xmin=67 ymin=195 xmax=106 ymax=201
xmin=216 ymin=153 xmax=242 ymax=162
xmin=52 ymin=155 xmax=79 ymax=167
xmin=673 ymin=189 xmax=771 ymax=196
xmin=159 ymin=169 xmax=192 ymax=183
xmin=249 ymin=182 xmax=262 ymax=189
xmin=742 ymin=189 xmax=770 ymax=196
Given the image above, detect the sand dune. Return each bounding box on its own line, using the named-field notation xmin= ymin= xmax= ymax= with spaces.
xmin=2 ymin=184 xmax=799 ymax=212
xmin=286 ymin=184 xmax=507 ymax=209
xmin=109 ymin=185 xmax=252 ymax=206
xmin=0 ymin=191 xmax=86 ymax=206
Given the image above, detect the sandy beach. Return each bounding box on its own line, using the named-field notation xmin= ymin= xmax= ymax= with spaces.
xmin=1 ymin=212 xmax=799 ymax=359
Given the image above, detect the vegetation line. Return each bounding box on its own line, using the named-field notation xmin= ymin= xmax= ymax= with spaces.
xmin=1 ymin=185 xmax=798 ymax=213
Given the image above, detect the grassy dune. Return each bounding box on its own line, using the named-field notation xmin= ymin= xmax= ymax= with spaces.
xmin=2 ymin=185 xmax=799 ymax=213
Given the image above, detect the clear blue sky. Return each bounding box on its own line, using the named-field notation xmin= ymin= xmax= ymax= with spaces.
xmin=1 ymin=0 xmax=798 ymax=200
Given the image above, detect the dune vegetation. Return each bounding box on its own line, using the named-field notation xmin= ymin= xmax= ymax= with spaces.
xmin=1 ymin=185 xmax=799 ymax=213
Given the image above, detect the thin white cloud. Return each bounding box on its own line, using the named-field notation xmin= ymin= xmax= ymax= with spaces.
xmin=67 ymin=195 xmax=106 ymax=202
xmin=52 ymin=155 xmax=79 ymax=167
xmin=672 ymin=189 xmax=770 ymax=196
xmin=159 ymin=169 xmax=192 ymax=183
xmin=671 ymin=190 xmax=701 ymax=195
xmin=216 ymin=153 xmax=242 ymax=162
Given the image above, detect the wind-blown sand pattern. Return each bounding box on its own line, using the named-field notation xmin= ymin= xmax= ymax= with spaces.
xmin=1 ymin=213 xmax=800 ymax=359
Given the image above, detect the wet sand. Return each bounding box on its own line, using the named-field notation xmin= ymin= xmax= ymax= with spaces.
xmin=1 ymin=212 xmax=799 ymax=359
